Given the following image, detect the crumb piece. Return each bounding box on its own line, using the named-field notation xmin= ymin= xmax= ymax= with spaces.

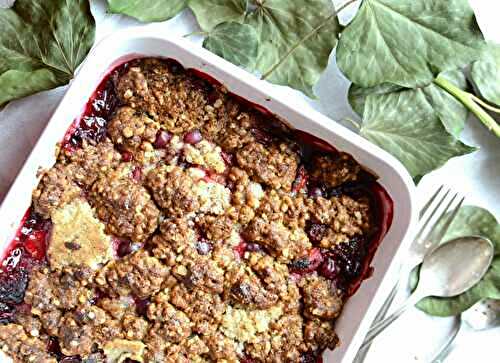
xmin=310 ymin=153 xmax=360 ymax=187
xmin=24 ymin=267 xmax=95 ymax=315
xmin=203 ymin=331 xmax=240 ymax=362
xmin=32 ymin=164 xmax=81 ymax=218
xmin=115 ymin=59 xmax=210 ymax=134
xmin=309 ymin=195 xmax=371 ymax=248
xmin=147 ymin=298 xmax=192 ymax=343
xmin=257 ymin=189 xmax=310 ymax=229
xmin=108 ymin=106 xmax=160 ymax=152
xmin=150 ymin=218 xmax=197 ymax=259
xmin=221 ymin=305 xmax=282 ymax=343
xmin=0 ymin=324 xmax=56 ymax=363
xmin=236 ymin=142 xmax=298 ymax=190
xmin=183 ymin=258 xmax=225 ymax=294
xmin=192 ymin=180 xmax=231 ymax=215
xmin=146 ymin=165 xmax=200 ymax=217
xmin=97 ymin=250 xmax=169 ymax=299
xmin=226 ymin=167 xmax=265 ymax=225
xmin=225 ymin=264 xmax=278 ymax=310
xmin=244 ymin=219 xmax=311 ymax=263
xmin=98 ymin=296 xmax=135 ymax=321
xmin=196 ymin=214 xmax=234 ymax=241
xmin=48 ymin=200 xmax=113 ymax=270
xmin=169 ymin=284 xmax=225 ymax=335
xmin=299 ymin=275 xmax=344 ymax=320
xmin=90 ymin=165 xmax=159 ymax=242
xmin=303 ymin=318 xmax=339 ymax=352
xmin=183 ymin=140 xmax=226 ymax=173
xmin=62 ymin=139 xmax=122 ymax=187
xmin=103 ymin=339 xmax=146 ymax=363
xmin=58 ymin=313 xmax=95 ymax=356
xmin=215 ymin=111 xmax=260 ymax=152
xmin=245 ymin=313 xmax=304 ymax=362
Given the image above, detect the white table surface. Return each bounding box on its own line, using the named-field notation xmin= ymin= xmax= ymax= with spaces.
xmin=0 ymin=1 xmax=498 ymax=362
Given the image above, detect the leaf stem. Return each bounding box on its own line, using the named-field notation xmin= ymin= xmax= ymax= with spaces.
xmin=260 ymin=0 xmax=359 ymax=80
xmin=434 ymin=75 xmax=500 ymax=138
xmin=343 ymin=117 xmax=361 ymax=129
xmin=470 ymin=94 xmax=500 ymax=114
xmin=184 ymin=31 xmax=209 ymax=38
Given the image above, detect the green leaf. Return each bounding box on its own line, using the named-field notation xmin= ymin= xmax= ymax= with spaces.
xmin=0 ymin=0 xmax=95 ymax=106
xmin=337 ymin=0 xmax=485 ymax=88
xmin=245 ymin=0 xmax=341 ymax=98
xmin=107 ymin=0 xmax=186 ymax=22
xmin=431 ymin=206 xmax=500 ymax=252
xmin=350 ymin=70 xmax=469 ymax=137
xmin=471 ymin=43 xmax=500 ymax=107
xmin=360 ymin=89 xmax=476 ymax=178
xmin=0 ymin=70 xmax=60 ymax=106
xmin=203 ymin=22 xmax=258 ymax=70
xmin=188 ymin=0 xmax=246 ymax=31
xmin=412 ymin=206 xmax=500 ymax=316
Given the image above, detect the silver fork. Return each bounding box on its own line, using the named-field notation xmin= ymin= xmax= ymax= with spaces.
xmin=354 ymin=185 xmax=465 ymax=362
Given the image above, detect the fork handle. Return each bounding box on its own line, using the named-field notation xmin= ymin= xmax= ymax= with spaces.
xmin=353 ymin=280 xmax=400 ymax=362
xmin=360 ymin=292 xmax=423 ymax=350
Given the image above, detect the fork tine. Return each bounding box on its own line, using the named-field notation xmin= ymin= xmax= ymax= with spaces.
xmin=428 ymin=196 xmax=465 ymax=244
xmin=413 ymin=188 xmax=450 ymax=243
xmin=419 ymin=192 xmax=458 ymax=247
xmin=419 ymin=185 xmax=444 ymax=219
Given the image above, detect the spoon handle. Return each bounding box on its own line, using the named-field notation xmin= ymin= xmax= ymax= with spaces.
xmin=431 ymin=317 xmax=462 ymax=363
xmin=360 ymin=292 xmax=423 ymax=350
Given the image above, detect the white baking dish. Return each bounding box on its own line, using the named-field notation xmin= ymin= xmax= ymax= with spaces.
xmin=0 ymin=27 xmax=416 ymax=362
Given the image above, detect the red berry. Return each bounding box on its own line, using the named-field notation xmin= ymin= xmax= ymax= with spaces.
xmin=184 ymin=129 xmax=202 ymax=144
xmin=116 ymin=240 xmax=141 ymax=258
xmin=234 ymin=241 xmax=247 ymax=259
xmin=292 ymin=165 xmax=307 ymax=194
xmin=122 ymin=151 xmax=133 ymax=162
xmin=288 ymin=248 xmax=323 ymax=274
xmin=134 ymin=297 xmax=151 ymax=317
xmin=154 ymin=130 xmax=171 ymax=149
xmin=196 ymin=239 xmax=212 ymax=255
xmin=132 ymin=166 xmax=142 ymax=181
xmin=221 ymin=151 xmax=234 ymax=165
xmin=319 ymin=256 xmax=339 ymax=280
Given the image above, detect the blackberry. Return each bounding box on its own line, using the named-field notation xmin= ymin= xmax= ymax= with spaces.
xmin=0 ymin=269 xmax=28 ymax=305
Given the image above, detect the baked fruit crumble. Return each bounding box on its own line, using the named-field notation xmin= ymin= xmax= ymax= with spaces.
xmin=0 ymin=58 xmax=393 ymax=363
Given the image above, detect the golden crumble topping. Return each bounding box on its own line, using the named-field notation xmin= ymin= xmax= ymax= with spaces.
xmin=1 ymin=57 xmax=383 ymax=363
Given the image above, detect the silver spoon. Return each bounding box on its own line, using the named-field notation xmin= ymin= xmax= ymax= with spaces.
xmin=360 ymin=236 xmax=494 ymax=350
xmin=431 ymin=298 xmax=500 ymax=362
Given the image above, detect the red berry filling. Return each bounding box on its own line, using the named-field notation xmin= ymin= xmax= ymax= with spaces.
xmin=288 ymin=248 xmax=324 ymax=274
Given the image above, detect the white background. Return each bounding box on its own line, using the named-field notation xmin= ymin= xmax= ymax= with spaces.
xmin=0 ymin=0 xmax=498 ymax=362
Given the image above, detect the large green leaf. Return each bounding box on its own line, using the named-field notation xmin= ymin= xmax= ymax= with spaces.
xmin=350 ymin=70 xmax=469 ymax=137
xmin=471 ymin=43 xmax=500 ymax=107
xmin=360 ymin=90 xmax=476 ymax=177
xmin=337 ymin=0 xmax=485 ymax=88
xmin=203 ymin=22 xmax=258 ymax=70
xmin=245 ymin=0 xmax=341 ymax=98
xmin=107 ymin=0 xmax=186 ymax=22
xmin=188 ymin=0 xmax=246 ymax=31
xmin=412 ymin=206 xmax=500 ymax=316
xmin=0 ymin=0 xmax=95 ymax=106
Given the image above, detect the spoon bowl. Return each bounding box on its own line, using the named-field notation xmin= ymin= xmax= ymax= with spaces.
xmin=419 ymin=236 xmax=494 ymax=297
